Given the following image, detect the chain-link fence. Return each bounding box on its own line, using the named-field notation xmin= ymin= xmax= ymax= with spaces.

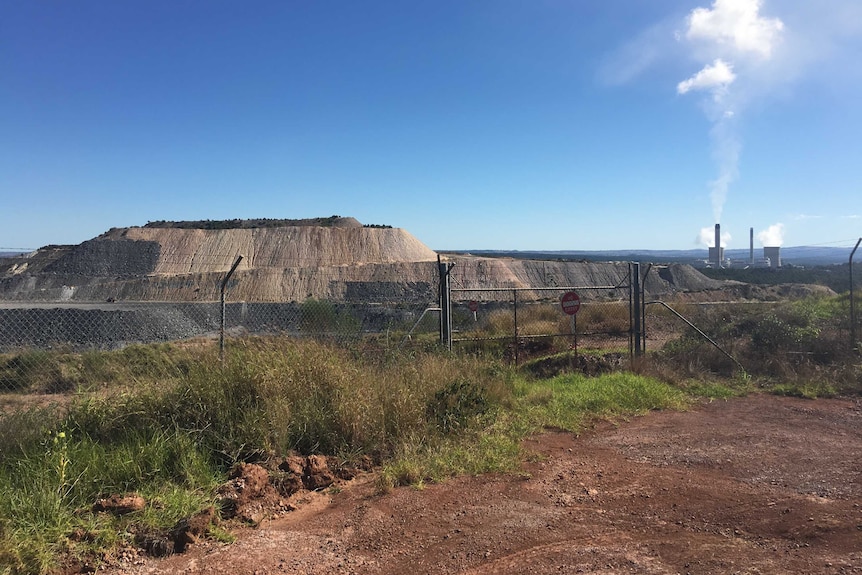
xmin=0 ymin=258 xmax=639 ymax=394
xmin=0 ymin=263 xmax=443 ymax=394
xmin=0 ymin=301 xmax=442 ymax=352
xmin=4 ymin=255 xmax=860 ymax=395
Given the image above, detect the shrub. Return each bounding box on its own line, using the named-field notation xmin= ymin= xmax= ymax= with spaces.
xmin=300 ymin=299 xmax=361 ymax=340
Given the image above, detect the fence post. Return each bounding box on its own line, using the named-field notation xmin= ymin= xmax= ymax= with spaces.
xmin=630 ymin=262 xmax=643 ymax=357
xmin=438 ymin=256 xmax=454 ymax=351
xmin=220 ymin=255 xmax=244 ymax=363
xmin=513 ymin=288 xmax=519 ymax=366
xmin=851 ymin=238 xmax=861 ymax=353
xmin=641 ymin=263 xmax=652 ymax=354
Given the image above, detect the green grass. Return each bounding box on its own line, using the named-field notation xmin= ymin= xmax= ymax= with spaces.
xmin=769 ymin=381 xmax=839 ymax=399
xmin=0 ymin=337 xmax=720 ymax=574
xmin=379 ymin=371 xmax=689 ymax=489
xmin=516 ymin=372 xmax=688 ymax=429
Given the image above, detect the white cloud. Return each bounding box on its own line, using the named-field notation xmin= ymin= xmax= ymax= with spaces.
xmin=686 ymin=0 xmax=784 ymax=59
xmin=792 ymin=213 xmax=823 ymax=221
xmin=757 ymin=222 xmax=784 ymax=246
xmin=677 ymin=58 xmax=736 ymax=94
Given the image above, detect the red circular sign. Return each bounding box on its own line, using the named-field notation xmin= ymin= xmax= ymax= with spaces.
xmin=468 ymin=301 xmax=479 ymax=312
xmin=561 ymin=291 xmax=581 ymax=315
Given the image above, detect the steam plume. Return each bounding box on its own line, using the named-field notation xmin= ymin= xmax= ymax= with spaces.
xmin=697 ymin=226 xmax=731 ymax=247
xmin=678 ymin=0 xmax=784 ymax=222
xmin=686 ymin=0 xmax=784 ymax=58
xmin=757 ymin=223 xmax=784 ymax=246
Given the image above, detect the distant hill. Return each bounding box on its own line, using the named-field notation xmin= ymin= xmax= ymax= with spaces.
xmin=446 ymin=246 xmax=856 ymax=266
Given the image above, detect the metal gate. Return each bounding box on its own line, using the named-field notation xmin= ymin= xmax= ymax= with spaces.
xmin=438 ymin=260 xmax=643 ymax=364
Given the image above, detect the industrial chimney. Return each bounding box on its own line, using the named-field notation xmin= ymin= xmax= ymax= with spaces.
xmin=708 ymin=223 xmax=723 ymax=267
xmin=749 ymin=227 xmax=754 ymax=264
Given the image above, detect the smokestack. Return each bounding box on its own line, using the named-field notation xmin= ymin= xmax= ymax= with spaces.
xmin=749 ymin=227 xmax=754 ymax=264
xmin=714 ymin=224 xmax=721 ymax=267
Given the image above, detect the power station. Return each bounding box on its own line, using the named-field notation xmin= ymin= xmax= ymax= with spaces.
xmin=704 ymin=223 xmax=781 ymax=268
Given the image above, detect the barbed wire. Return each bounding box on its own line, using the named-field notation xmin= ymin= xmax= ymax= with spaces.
xmin=799 ymin=238 xmax=862 ymax=248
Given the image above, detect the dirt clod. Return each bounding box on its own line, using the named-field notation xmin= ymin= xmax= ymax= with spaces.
xmin=92 ymin=494 xmax=146 ymax=515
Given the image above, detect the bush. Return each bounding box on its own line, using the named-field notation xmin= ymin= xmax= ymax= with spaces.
xmin=649 ymin=294 xmax=860 ymax=393
xmin=0 ymin=350 xmax=76 ymax=393
xmin=749 ymin=314 xmax=820 ymax=355
xmin=300 ymin=299 xmax=361 ymax=340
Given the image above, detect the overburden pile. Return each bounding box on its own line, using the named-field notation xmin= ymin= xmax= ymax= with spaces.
xmin=0 ymin=218 xmax=725 ymax=303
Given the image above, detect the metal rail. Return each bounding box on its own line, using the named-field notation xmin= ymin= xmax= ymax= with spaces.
xmin=400 ymin=306 xmax=441 ymax=348
xmin=220 ymin=255 xmax=244 ymax=362
xmin=645 ymin=300 xmax=746 ymax=373
xmin=451 ymin=283 xmax=627 ymax=294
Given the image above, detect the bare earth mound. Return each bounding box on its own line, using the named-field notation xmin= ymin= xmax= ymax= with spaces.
xmin=0 ymin=221 xmax=440 ymax=302
xmin=0 ymin=219 xmax=740 ymax=303
xmin=104 ymin=394 xmax=862 ymax=575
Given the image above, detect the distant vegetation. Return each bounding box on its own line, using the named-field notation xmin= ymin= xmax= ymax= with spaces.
xmin=699 ymin=264 xmax=859 ymax=294
xmin=143 ymin=216 xmax=358 ymax=230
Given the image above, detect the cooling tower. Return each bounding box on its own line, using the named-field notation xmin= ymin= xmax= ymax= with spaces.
xmin=763 ymin=246 xmax=781 ymax=268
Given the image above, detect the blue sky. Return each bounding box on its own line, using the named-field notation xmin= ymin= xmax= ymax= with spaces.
xmin=2 ymin=0 xmax=860 ymax=251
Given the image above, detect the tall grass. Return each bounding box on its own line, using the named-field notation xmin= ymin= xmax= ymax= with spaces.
xmin=0 ymin=338 xmax=521 ymax=573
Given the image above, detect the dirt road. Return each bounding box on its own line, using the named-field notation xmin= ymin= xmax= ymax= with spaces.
xmin=107 ymin=394 xmax=862 ymax=574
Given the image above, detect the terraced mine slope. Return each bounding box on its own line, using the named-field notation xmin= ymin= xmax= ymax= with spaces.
xmin=0 ymin=219 xmax=725 ymax=303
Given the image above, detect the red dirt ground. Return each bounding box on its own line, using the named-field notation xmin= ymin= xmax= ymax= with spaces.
xmin=102 ymin=394 xmax=862 ymax=574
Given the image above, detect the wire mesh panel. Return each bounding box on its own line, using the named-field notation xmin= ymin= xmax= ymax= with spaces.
xmin=217 ymin=300 xmax=442 ymax=348
xmin=0 ymin=302 xmax=221 ymax=395
xmin=0 ymin=302 xmax=224 ymax=352
xmin=0 ymin=259 xmax=443 ymax=394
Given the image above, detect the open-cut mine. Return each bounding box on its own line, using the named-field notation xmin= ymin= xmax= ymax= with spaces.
xmin=0 ymin=217 xmax=727 ymax=303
